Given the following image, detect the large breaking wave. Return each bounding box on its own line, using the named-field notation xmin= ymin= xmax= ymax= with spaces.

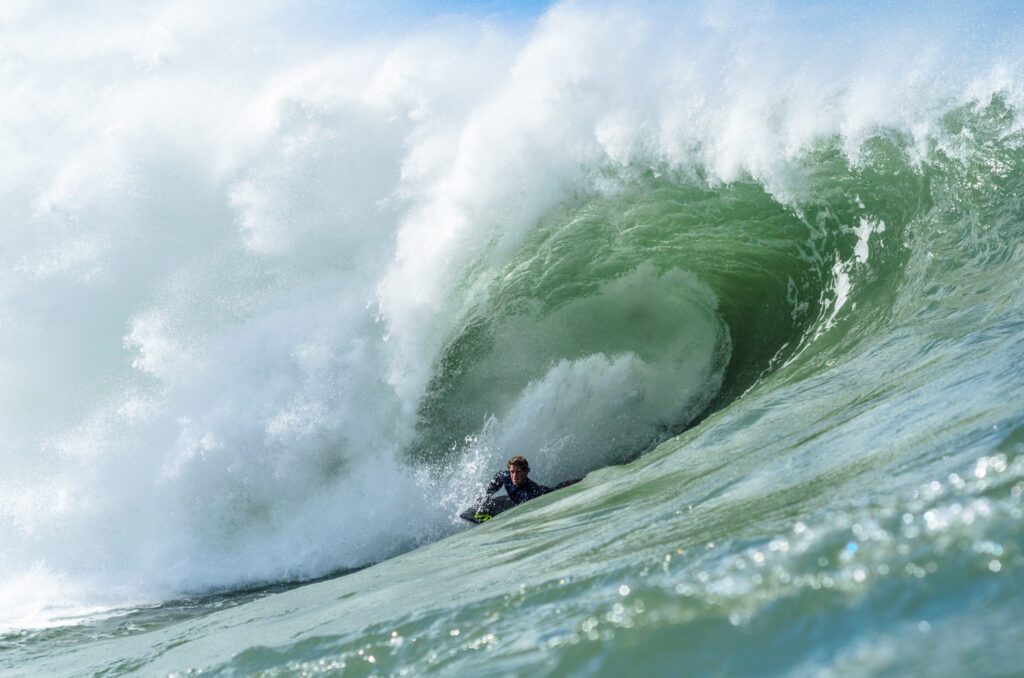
xmin=1 ymin=0 xmax=1022 ymax=631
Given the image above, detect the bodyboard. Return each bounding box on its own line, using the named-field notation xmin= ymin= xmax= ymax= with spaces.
xmin=459 ymin=495 xmax=514 ymax=524
xmin=458 ymin=478 xmax=581 ymax=524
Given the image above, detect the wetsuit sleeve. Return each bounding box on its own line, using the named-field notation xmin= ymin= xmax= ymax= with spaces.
xmin=484 ymin=472 xmax=505 ymax=496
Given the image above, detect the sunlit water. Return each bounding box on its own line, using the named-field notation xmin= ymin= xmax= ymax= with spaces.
xmin=2 ymin=1 xmax=1023 ymax=676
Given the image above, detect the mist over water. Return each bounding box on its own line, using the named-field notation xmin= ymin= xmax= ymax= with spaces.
xmin=1 ymin=7 xmax=1022 ymax=673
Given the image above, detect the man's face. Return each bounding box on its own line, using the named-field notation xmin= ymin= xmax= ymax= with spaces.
xmin=509 ymin=465 xmax=529 ymax=487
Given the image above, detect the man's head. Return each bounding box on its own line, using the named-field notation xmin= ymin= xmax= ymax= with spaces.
xmin=507 ymin=456 xmax=530 ymax=487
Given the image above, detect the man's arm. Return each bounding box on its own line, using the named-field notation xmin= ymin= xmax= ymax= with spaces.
xmin=485 ymin=471 xmax=505 ymax=495
xmin=474 ymin=471 xmax=505 ymax=505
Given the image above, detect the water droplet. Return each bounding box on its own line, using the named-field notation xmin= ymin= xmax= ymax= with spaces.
xmin=619 ymin=584 xmax=631 ymax=596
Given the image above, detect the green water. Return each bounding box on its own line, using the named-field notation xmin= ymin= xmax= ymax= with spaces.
xmin=3 ymin=3 xmax=1024 ymax=675
xmin=6 ymin=105 xmax=1023 ymax=675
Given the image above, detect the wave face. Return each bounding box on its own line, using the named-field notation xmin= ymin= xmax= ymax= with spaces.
xmin=2 ymin=1 xmax=1023 ymax=675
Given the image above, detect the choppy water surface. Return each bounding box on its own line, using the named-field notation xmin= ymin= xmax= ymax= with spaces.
xmin=1 ymin=1 xmax=1023 ymax=676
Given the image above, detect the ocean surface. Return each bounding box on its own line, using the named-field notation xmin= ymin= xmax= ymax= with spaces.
xmin=2 ymin=1 xmax=1023 ymax=676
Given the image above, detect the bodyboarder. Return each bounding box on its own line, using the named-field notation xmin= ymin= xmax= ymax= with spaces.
xmin=482 ymin=455 xmax=582 ymax=504
xmin=483 ymin=455 xmax=553 ymax=505
xmin=461 ymin=456 xmax=581 ymax=524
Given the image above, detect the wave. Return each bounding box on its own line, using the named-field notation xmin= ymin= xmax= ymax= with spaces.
xmin=1 ymin=0 xmax=1022 ymax=630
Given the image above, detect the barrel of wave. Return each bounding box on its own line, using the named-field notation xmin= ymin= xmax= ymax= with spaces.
xmin=418 ymin=264 xmax=732 ymax=490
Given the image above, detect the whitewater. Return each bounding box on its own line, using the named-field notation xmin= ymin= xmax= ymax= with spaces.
xmin=1 ymin=0 xmax=1022 ymax=675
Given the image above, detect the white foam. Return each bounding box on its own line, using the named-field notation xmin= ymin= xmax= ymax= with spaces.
xmin=1 ymin=0 xmax=1021 ymax=628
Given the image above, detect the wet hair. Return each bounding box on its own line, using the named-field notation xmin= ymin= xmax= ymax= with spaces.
xmin=507 ymin=456 xmax=530 ymax=471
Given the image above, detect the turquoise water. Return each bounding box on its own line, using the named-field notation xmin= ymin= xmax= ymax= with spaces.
xmin=2 ymin=2 xmax=1023 ymax=676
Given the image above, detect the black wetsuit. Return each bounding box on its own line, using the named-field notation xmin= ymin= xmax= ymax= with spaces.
xmin=486 ymin=470 xmax=552 ymax=505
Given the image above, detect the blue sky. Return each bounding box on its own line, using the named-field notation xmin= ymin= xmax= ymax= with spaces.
xmin=297 ymin=0 xmax=556 ymax=40
xmin=296 ymin=0 xmax=1022 ymax=43
xmin=415 ymin=0 xmax=554 ymax=17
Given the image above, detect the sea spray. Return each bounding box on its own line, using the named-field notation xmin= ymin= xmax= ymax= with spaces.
xmin=0 ymin=7 xmax=1022 ymax=666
